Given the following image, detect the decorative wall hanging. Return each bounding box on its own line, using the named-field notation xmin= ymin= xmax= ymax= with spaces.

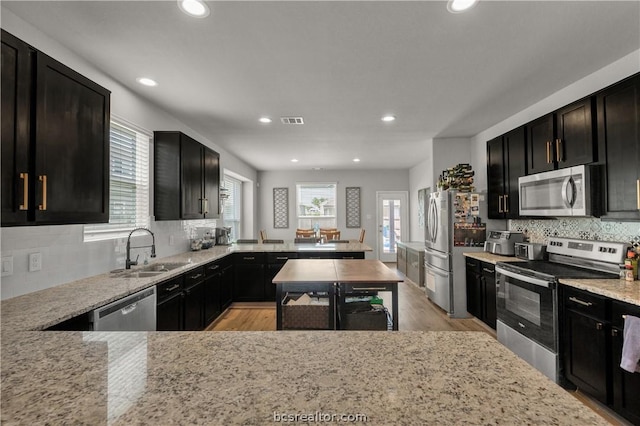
xmin=345 ymin=187 xmax=361 ymax=228
xmin=273 ymin=187 xmax=289 ymax=228
xmin=418 ymin=187 xmax=429 ymax=229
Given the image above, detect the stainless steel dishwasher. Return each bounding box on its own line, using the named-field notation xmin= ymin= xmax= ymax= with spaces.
xmin=92 ymin=287 xmax=157 ymax=331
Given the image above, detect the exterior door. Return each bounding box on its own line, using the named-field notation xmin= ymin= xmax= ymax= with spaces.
xmin=376 ymin=191 xmax=408 ymax=262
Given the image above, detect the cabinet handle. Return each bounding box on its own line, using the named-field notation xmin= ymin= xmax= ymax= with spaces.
xmin=276 ymin=256 xmax=288 ymax=260
xmin=568 ymin=296 xmax=593 ymax=307
xmin=504 ymin=194 xmax=509 ymax=213
xmin=189 ymin=273 xmax=202 ymax=280
xmin=556 ymin=139 xmax=562 ymax=162
xmin=342 ymin=256 xmax=355 ymax=259
xmin=19 ymin=173 xmax=28 ymax=210
xmin=351 ymin=287 xmax=388 ymax=291
xmin=498 ymin=195 xmax=503 ymax=213
xmin=208 ymin=265 xmax=220 ymax=271
xmin=243 ymin=256 xmax=255 ymax=260
xmin=38 ymin=175 xmax=47 ymax=211
xmin=482 ymin=267 xmax=494 ymax=273
xmin=165 ymin=284 xmax=180 ymax=292
xmin=203 ymin=198 xmax=209 ymax=215
xmin=546 ymin=141 xmax=551 ymax=163
xmin=612 ymin=329 xmax=619 ymax=337
xmin=596 ymin=322 xmax=603 ymax=330
xmin=636 ymin=179 xmax=639 ymax=210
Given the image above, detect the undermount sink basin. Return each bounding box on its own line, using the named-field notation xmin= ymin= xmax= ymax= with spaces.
xmin=111 ymin=262 xmax=191 ymax=278
xmin=140 ymin=262 xmax=190 ymax=272
xmin=123 ymin=271 xmax=166 ymax=279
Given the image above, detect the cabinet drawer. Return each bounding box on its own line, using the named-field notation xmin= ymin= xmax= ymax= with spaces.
xmin=335 ymin=252 xmax=365 ymax=259
xmin=156 ymin=276 xmax=183 ymax=303
xmin=341 ymin=282 xmax=395 ymax=293
xmin=235 ymin=252 xmax=265 ymax=264
xmin=204 ymin=261 xmax=222 ymax=278
xmin=184 ymin=266 xmax=205 ymax=288
xmin=465 ymin=257 xmax=480 ymax=271
xmin=267 ymin=252 xmax=298 ymax=264
xmin=611 ymin=300 xmax=640 ymax=329
xmin=564 ymin=286 xmax=608 ymax=320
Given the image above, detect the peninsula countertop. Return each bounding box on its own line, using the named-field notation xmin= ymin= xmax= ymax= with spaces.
xmin=1 ymin=241 xmax=371 ymax=332
xmin=1 ymin=330 xmax=607 ymax=425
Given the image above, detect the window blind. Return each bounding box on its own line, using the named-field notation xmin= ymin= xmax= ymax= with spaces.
xmin=296 ymin=182 xmax=337 ymax=229
xmin=223 ymin=175 xmax=242 ymax=239
xmin=84 ymin=119 xmax=150 ymax=241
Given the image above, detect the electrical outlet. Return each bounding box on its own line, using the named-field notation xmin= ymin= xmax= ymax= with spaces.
xmin=1 ymin=256 xmax=13 ymax=277
xmin=29 ymin=252 xmax=42 ymax=272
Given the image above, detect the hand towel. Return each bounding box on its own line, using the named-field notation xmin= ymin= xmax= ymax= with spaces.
xmin=621 ymin=315 xmax=640 ymax=373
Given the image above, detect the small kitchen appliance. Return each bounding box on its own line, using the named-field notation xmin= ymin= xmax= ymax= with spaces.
xmin=483 ymin=230 xmax=524 ymax=256
xmin=515 ymin=242 xmax=547 ymax=260
xmin=215 ymin=227 xmax=231 ymax=245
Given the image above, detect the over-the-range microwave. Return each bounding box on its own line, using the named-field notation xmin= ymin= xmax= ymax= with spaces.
xmin=518 ymin=164 xmax=600 ymax=217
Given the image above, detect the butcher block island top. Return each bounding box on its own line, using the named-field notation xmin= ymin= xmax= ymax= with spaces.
xmin=1 ymin=330 xmax=606 ymax=425
xmin=273 ymin=259 xmax=401 ymax=284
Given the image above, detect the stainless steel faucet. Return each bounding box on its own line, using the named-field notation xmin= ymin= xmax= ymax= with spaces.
xmin=126 ymin=228 xmax=156 ymax=269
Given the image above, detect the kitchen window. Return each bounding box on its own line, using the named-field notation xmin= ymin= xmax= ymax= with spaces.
xmin=296 ymin=183 xmax=337 ymax=229
xmin=223 ymin=174 xmax=242 ymax=240
xmin=84 ymin=119 xmax=150 ymax=241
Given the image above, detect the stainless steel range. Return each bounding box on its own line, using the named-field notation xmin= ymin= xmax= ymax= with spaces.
xmin=495 ymin=237 xmax=627 ymax=383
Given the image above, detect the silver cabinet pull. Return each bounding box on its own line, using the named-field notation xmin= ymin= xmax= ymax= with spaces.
xmin=569 ymin=296 xmax=593 ymax=307
xmin=243 ymin=256 xmax=255 ymax=260
xmin=165 ymin=284 xmax=180 ymax=292
xmin=556 ymin=138 xmax=563 ymax=162
xmin=504 ymin=194 xmax=509 ymax=213
xmin=189 ymin=273 xmax=202 ymax=280
xmin=498 ymin=195 xmax=503 ymax=213
xmin=596 ymin=322 xmax=603 ymax=331
xmin=38 ymin=175 xmax=47 ymax=211
xmin=482 ymin=267 xmax=494 ymax=274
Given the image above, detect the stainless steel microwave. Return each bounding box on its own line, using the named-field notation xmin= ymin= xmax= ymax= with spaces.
xmin=518 ymin=165 xmax=599 ymax=217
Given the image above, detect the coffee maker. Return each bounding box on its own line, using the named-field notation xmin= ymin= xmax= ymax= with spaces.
xmin=215 ymin=227 xmax=231 ymax=245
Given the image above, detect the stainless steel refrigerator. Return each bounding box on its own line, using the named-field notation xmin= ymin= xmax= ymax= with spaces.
xmin=424 ymin=191 xmax=501 ymax=318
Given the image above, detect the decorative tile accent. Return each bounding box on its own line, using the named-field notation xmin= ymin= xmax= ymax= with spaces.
xmin=273 ymin=188 xmax=289 ymax=229
xmin=345 ymin=187 xmax=361 ymax=228
xmin=509 ymin=218 xmax=640 ymax=247
xmin=418 ymin=188 xmax=429 ymax=229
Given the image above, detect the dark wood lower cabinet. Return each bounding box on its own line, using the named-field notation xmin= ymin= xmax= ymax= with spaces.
xmin=220 ymin=263 xmax=233 ymax=311
xmin=234 ymin=253 xmax=266 ymax=301
xmin=465 ymin=258 xmax=496 ymax=329
xmin=611 ymin=301 xmax=640 ymax=425
xmin=183 ymin=280 xmax=205 ymax=331
xmin=157 ymin=293 xmax=183 ymax=331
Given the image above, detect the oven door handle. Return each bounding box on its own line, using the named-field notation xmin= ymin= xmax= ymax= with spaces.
xmin=495 ymin=266 xmax=554 ymax=288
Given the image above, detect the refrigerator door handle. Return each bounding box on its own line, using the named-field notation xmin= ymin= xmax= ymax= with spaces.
xmin=431 ymin=198 xmax=439 ymax=243
xmin=425 ymin=248 xmax=448 ymax=260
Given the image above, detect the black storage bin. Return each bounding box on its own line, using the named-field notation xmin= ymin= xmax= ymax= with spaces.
xmin=339 ymin=300 xmax=388 ymax=330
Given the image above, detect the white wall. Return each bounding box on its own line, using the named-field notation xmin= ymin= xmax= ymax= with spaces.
xmin=257 ymin=169 xmax=410 ymax=259
xmin=0 ymin=10 xmax=258 ymax=299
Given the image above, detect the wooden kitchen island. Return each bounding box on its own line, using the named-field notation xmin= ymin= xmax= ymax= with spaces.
xmin=272 ymin=259 xmax=402 ymax=330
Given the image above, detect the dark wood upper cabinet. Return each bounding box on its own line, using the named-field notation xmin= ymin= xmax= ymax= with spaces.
xmin=154 ymin=131 xmax=220 ymax=221
xmin=1 ymin=30 xmax=31 ymax=226
xmin=597 ymin=73 xmax=640 ymax=221
xmin=527 ymin=98 xmax=595 ymax=175
xmin=1 ymin=30 xmax=110 ymax=226
xmin=486 ymin=126 xmax=526 ymax=219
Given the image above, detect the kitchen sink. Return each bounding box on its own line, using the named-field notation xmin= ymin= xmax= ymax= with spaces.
xmin=140 ymin=262 xmax=190 ymax=272
xmin=111 ymin=262 xmax=191 ymax=278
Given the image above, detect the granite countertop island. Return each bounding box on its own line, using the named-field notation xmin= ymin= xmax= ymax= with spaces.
xmin=1 ymin=330 xmax=608 ymax=425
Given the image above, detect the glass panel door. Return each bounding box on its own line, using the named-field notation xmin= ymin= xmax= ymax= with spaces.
xmin=376 ymin=191 xmax=408 ymax=262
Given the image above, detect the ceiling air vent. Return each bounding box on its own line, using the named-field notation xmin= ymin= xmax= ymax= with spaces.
xmin=280 ymin=117 xmax=304 ymax=125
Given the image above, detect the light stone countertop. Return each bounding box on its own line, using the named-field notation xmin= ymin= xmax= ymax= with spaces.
xmin=397 ymin=241 xmax=426 ymax=251
xmin=0 ymin=330 xmax=608 ymax=425
xmin=463 ymin=251 xmax=523 ymax=264
xmin=1 ymin=242 xmax=371 ymax=332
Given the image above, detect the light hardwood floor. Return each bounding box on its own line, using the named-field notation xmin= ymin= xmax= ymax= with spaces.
xmin=207 ymin=263 xmax=492 ymax=333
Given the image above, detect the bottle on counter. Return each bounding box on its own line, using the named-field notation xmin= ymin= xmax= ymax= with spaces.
xmin=624 ymin=250 xmax=638 ymax=281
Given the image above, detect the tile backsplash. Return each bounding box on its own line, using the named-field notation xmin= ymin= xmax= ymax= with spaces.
xmin=509 ymin=218 xmax=640 ymax=249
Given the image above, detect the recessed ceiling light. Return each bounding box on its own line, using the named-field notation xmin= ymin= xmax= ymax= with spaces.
xmin=178 ymin=0 xmax=210 ymax=18
xmin=381 ymin=115 xmax=396 ymax=122
xmin=447 ymin=0 xmax=478 ymax=13
xmin=259 ymin=117 xmax=272 ymax=124
xmin=136 ymin=77 xmax=158 ymax=87
xmin=291 ymin=159 xmax=299 ymax=163
xmin=353 ymin=158 xmax=361 ymax=162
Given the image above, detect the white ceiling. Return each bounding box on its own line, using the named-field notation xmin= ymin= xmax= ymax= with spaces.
xmin=3 ymin=1 xmax=639 ymax=171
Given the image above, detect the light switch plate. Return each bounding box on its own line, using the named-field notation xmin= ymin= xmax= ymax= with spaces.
xmin=1 ymin=256 xmax=13 ymax=277
xmin=29 ymin=252 xmax=42 ymax=272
